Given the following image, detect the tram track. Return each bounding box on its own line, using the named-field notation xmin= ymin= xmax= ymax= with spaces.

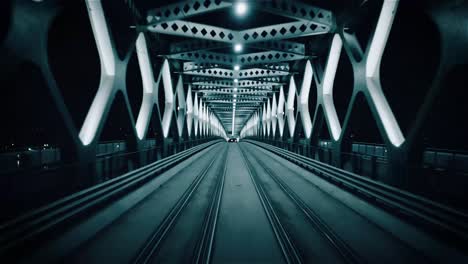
xmin=132 ymin=146 xmax=228 ymax=264
xmin=244 ymin=139 xmax=468 ymax=246
xmin=0 ymin=140 xmax=222 ymax=258
xmin=241 ymin=143 xmax=363 ymax=264
xmin=239 ymin=145 xmax=303 ymax=264
xmin=192 ymin=145 xmax=228 ymax=264
xmin=6 ymin=142 xmax=464 ymax=263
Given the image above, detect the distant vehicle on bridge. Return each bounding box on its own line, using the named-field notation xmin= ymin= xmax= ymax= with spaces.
xmin=228 ymin=138 xmax=238 ymax=143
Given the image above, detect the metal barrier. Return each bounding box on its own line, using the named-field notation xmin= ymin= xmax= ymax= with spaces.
xmin=0 ymin=139 xmax=223 ymax=257
xmin=0 ymin=137 xmax=219 ymax=221
xmin=244 ymin=139 xmax=468 ymax=247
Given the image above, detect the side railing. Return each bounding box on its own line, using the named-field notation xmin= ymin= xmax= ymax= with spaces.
xmin=0 ymin=137 xmax=219 ymax=222
xmin=0 ymin=139 xmax=222 ymax=258
xmin=249 ymin=137 xmax=468 ymax=208
xmin=244 ymin=139 xmax=468 ymax=249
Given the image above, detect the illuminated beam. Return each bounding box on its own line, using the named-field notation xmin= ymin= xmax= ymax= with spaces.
xmin=147 ymin=20 xmax=328 ymax=44
xmin=364 ymin=0 xmax=404 ymax=147
xmin=321 ymin=34 xmax=343 ymax=141
xmin=171 ymin=39 xmax=304 ymax=55
xmin=299 ymin=60 xmax=313 ymax=138
xmin=183 ymin=68 xmax=290 ymax=79
xmin=166 ymin=50 xmax=305 ymax=65
xmin=183 ymin=62 xmax=290 ymax=72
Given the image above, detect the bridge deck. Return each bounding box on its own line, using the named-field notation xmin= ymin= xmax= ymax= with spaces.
xmin=14 ymin=143 xmax=468 ymax=263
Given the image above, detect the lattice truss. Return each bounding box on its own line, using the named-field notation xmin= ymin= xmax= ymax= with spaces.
xmin=91 ymin=0 xmax=229 ymax=145
xmin=77 ymin=0 xmax=227 ymax=143
xmin=241 ymin=1 xmax=406 ymax=149
xmin=0 ymin=0 xmax=229 ymax=155
xmin=145 ymin=0 xmax=334 ymax=135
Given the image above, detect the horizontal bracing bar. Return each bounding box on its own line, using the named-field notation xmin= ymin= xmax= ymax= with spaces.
xmin=194 ymin=90 xmax=274 ymax=94
xmin=211 ymin=109 xmax=258 ymax=112
xmin=170 ymin=39 xmax=305 ymax=55
xmin=147 ymin=20 xmax=329 ymax=44
xmin=183 ymin=62 xmax=290 ymax=72
xmin=203 ymin=97 xmax=269 ymax=101
xmin=196 ymin=86 xmax=276 ymax=91
xmin=206 ymin=100 xmax=265 ymax=103
xmin=183 ymin=68 xmax=289 ymax=79
xmin=216 ymin=109 xmax=258 ymax=112
xmin=147 ymin=0 xmax=333 ymax=33
xmin=190 ymin=78 xmax=282 ymax=87
xmin=165 ymin=50 xmax=306 ymax=65
xmin=190 ymin=77 xmax=283 ymax=84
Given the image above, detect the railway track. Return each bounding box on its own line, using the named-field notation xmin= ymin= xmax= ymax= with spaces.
xmin=192 ymin=145 xmax=228 ymax=264
xmin=239 ymin=145 xmax=303 ymax=264
xmin=0 ymin=140 xmax=222 ymax=258
xmin=133 ymin=146 xmax=228 ymax=264
xmin=244 ymin=140 xmax=468 ymax=246
xmin=241 ymin=143 xmax=363 ymax=264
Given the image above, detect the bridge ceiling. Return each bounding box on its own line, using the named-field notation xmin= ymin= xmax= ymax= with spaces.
xmin=138 ymin=0 xmax=334 ymax=135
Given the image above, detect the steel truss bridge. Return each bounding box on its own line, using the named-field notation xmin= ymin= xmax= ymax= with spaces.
xmin=1 ymin=0 xmax=468 ymax=263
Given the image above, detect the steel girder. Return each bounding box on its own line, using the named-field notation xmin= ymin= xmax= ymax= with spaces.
xmin=166 ymin=50 xmax=306 ymax=65
xmin=190 ymin=79 xmax=282 ymax=88
xmin=148 ymin=2 xmax=332 ymax=31
xmin=146 ymin=0 xmax=334 ymax=35
xmin=170 ymin=40 xmax=305 ymax=55
xmin=148 ymin=19 xmax=329 ymax=43
xmin=194 ymin=91 xmax=274 ymax=95
xmin=183 ymin=68 xmax=289 ymax=79
xmin=144 ymin=0 xmax=333 ymax=136
xmin=240 ymin=1 xmax=416 ymax=185
xmin=183 ymin=62 xmax=290 ymax=72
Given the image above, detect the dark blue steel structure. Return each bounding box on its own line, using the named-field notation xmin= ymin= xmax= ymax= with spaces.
xmin=1 ymin=0 xmax=468 ymax=263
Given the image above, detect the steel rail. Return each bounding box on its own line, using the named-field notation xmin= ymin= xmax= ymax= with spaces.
xmin=244 ymin=140 xmax=468 ymax=244
xmin=243 ymin=143 xmax=363 ymax=264
xmin=239 ymin=145 xmax=302 ymax=264
xmin=192 ymin=145 xmax=228 ymax=264
xmin=132 ymin=146 xmax=227 ymax=264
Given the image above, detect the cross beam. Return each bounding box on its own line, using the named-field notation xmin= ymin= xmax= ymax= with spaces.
xmin=148 ymin=20 xmax=328 ymax=44
xmin=165 ymin=50 xmax=306 ymax=65
xmin=170 ymin=39 xmax=305 ymax=55
xmin=183 ymin=62 xmax=290 ymax=72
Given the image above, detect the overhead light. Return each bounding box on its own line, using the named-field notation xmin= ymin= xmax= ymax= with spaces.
xmin=233 ymin=99 xmax=237 ymax=102
xmin=234 ymin=79 xmax=238 ymax=83
xmin=234 ymin=65 xmax=240 ymax=71
xmin=234 ymin=2 xmax=248 ymax=16
xmin=234 ymin=43 xmax=243 ymax=52
xmin=234 ymin=87 xmax=238 ymax=92
xmin=234 ymin=94 xmax=237 ymax=98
